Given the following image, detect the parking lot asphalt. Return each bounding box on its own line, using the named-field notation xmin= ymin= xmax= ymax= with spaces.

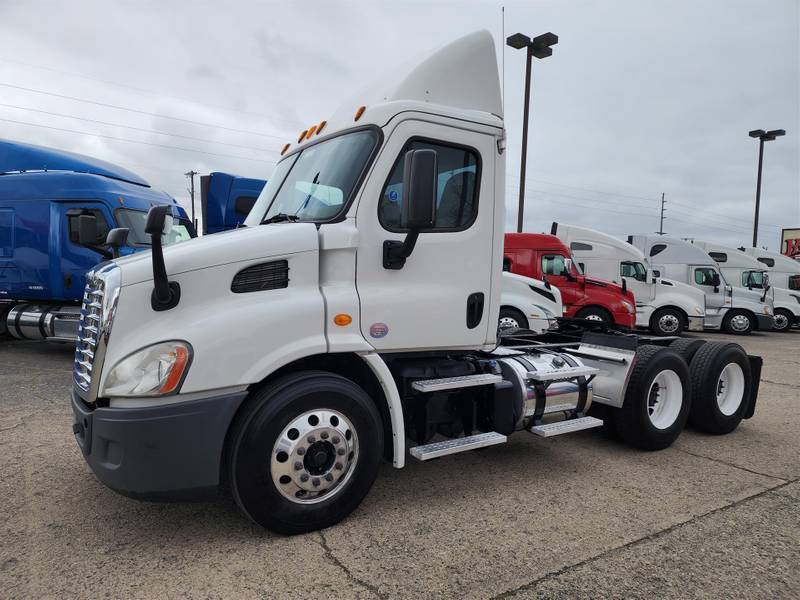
xmin=1 ymin=331 xmax=798 ymax=599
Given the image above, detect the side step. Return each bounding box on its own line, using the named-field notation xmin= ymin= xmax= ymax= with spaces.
xmin=527 ymin=365 xmax=599 ymax=383
xmin=529 ymin=416 xmax=603 ymax=437
xmin=412 ymin=373 xmax=503 ymax=393
xmin=409 ymin=431 xmax=506 ymax=461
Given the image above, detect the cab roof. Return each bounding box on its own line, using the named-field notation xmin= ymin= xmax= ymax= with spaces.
xmin=504 ymin=232 xmax=570 ymax=252
xmin=0 ymin=139 xmax=150 ymax=187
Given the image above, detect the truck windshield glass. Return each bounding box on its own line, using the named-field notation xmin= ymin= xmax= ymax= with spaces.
xmin=116 ymin=209 xmax=193 ymax=246
xmin=621 ymin=261 xmax=647 ymax=281
xmin=789 ymin=275 xmax=800 ymax=290
xmin=245 ymin=130 xmax=378 ymax=225
xmin=742 ymin=270 xmax=766 ymax=288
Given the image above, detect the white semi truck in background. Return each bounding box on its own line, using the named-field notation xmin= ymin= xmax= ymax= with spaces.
xmin=741 ymin=247 xmax=800 ymax=331
xmin=500 ymin=272 xmax=563 ymax=332
xmin=551 ymin=223 xmax=705 ymax=336
xmin=628 ymin=235 xmax=774 ymax=335
xmin=70 ymin=31 xmax=764 ymax=534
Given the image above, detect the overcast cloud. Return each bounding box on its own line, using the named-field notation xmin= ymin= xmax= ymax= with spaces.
xmin=1 ymin=0 xmax=797 ymax=249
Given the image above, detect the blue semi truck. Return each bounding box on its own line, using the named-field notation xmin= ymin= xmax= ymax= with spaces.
xmin=200 ymin=172 xmax=266 ymax=234
xmin=0 ymin=140 xmax=195 ymax=341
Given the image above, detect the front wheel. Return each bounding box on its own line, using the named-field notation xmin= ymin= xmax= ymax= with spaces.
xmin=772 ymin=309 xmax=793 ymax=332
xmin=615 ymin=346 xmax=691 ymax=450
xmin=499 ymin=307 xmax=529 ymax=331
xmin=722 ymin=310 xmax=754 ymax=335
xmin=575 ymin=307 xmax=613 ymax=325
xmin=227 ymin=371 xmax=384 ymax=534
xmin=649 ymin=307 xmax=685 ymax=336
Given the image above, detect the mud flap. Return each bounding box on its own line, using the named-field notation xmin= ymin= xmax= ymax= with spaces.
xmin=743 ymin=355 xmax=763 ymax=419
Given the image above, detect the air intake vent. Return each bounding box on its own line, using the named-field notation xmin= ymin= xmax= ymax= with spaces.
xmin=231 ymin=260 xmax=289 ymax=293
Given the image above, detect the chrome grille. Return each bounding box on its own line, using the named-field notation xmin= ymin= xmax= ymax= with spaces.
xmin=73 ymin=274 xmax=105 ymax=394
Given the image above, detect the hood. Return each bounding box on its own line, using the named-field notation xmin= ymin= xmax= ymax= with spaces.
xmin=657 ymin=278 xmax=706 ymax=303
xmin=115 ymin=223 xmax=320 ymax=287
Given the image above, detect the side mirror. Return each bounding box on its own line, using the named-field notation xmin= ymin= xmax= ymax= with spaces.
xmin=145 ymin=206 xmax=181 ymax=311
xmin=105 ymin=228 xmax=129 ymax=259
xmin=652 ymin=269 xmax=661 ymax=278
xmin=711 ymin=272 xmax=721 ymax=287
xmin=77 ymin=214 xmax=98 ymax=246
xmin=384 ymin=149 xmax=437 ymax=269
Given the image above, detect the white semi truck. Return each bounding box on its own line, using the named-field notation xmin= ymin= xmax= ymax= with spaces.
xmin=551 ymin=223 xmax=705 ymax=336
xmin=500 ymin=271 xmax=563 ymax=332
xmin=741 ymin=247 xmax=800 ymax=331
xmin=71 ymin=31 xmax=764 ymax=534
xmin=628 ymin=235 xmax=774 ymax=335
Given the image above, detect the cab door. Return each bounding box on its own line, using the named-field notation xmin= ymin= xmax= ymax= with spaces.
xmin=55 ymin=202 xmax=112 ymax=300
xmin=692 ymin=265 xmax=726 ymax=313
xmin=355 ymin=119 xmax=498 ymax=351
xmin=539 ymin=251 xmax=581 ymax=307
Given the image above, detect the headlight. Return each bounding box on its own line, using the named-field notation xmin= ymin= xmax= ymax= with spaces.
xmin=103 ymin=341 xmax=192 ymax=397
xmin=763 ymin=305 xmax=773 ymax=315
xmin=622 ymin=300 xmax=634 ymax=314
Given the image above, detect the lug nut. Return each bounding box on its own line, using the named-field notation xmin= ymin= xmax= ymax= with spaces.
xmin=335 ymin=462 xmax=343 ymax=470
xmin=337 ymin=448 xmax=345 ymax=456
xmin=300 ymin=474 xmax=309 ymax=482
xmin=294 ymin=461 xmax=303 ymax=470
xmin=321 ymin=432 xmax=329 ymax=440
xmin=325 ymin=473 xmax=334 ymax=481
xmin=332 ymin=436 xmax=340 ymax=444
xmin=307 ymin=435 xmax=315 ymax=444
xmin=312 ymin=478 xmax=320 ymax=487
xmin=297 ymin=447 xmax=305 ymax=456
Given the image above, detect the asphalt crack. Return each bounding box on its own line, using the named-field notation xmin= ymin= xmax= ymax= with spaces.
xmin=677 ymin=447 xmax=789 ymax=482
xmin=760 ymin=378 xmax=798 ymax=389
xmin=491 ymin=477 xmax=800 ymax=599
xmin=316 ymin=530 xmax=387 ymax=600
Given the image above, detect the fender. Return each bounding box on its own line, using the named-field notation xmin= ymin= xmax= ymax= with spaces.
xmin=358 ymin=352 xmax=406 ymax=468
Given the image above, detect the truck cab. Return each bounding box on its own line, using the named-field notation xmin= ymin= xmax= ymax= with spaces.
xmin=504 ymin=232 xmax=635 ymax=328
xmin=551 ymin=222 xmax=705 ymax=335
xmin=199 ymin=172 xmax=266 ymax=234
xmin=0 ymin=139 xmax=194 ymax=341
xmin=628 ymin=235 xmax=774 ymax=334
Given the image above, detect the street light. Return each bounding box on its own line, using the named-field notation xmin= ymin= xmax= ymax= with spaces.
xmin=506 ymin=31 xmax=558 ymax=233
xmin=748 ymin=128 xmax=786 ymax=247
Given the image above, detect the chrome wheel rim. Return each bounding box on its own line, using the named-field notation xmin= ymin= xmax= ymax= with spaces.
xmin=716 ymin=363 xmax=745 ymax=416
xmin=585 ymin=314 xmax=604 ymax=322
xmin=646 ymin=369 xmax=683 ymax=429
xmin=499 ymin=316 xmax=520 ymax=329
xmin=773 ymin=313 xmax=789 ymax=331
xmin=271 ymin=409 xmax=358 ymax=504
xmin=730 ymin=314 xmax=751 ymax=332
xmin=658 ymin=313 xmax=680 ymax=334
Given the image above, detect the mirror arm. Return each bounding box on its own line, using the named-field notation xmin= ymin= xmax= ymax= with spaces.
xmin=383 ymin=230 xmax=420 ymax=270
xmin=145 ymin=206 xmax=181 ymax=311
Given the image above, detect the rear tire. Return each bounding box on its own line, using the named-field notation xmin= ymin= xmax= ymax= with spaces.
xmin=575 ymin=306 xmax=612 ymax=325
xmin=772 ymin=309 xmax=793 ymax=332
xmin=722 ymin=310 xmax=754 ymax=335
xmin=687 ymin=342 xmax=751 ymax=434
xmin=649 ymin=307 xmax=685 ymax=336
xmin=668 ymin=338 xmax=706 ymax=363
xmin=227 ymin=371 xmax=383 ymax=535
xmin=615 ymin=346 xmax=691 ymax=450
xmin=499 ymin=307 xmax=529 ymax=331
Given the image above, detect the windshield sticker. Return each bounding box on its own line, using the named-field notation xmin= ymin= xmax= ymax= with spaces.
xmin=369 ymin=323 xmax=389 ymax=338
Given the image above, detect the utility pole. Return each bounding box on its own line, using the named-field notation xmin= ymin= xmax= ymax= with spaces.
xmin=748 ymin=128 xmax=786 ymax=247
xmin=658 ymin=193 xmax=666 ymax=235
xmin=184 ymin=170 xmax=198 ymax=230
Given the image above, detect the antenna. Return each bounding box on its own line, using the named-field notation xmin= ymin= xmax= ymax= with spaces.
xmin=501 ymin=6 xmax=505 ymax=117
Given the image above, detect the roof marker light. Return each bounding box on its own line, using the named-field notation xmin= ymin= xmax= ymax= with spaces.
xmin=354 ymin=106 xmax=366 ymax=121
xmin=306 ymin=125 xmax=318 ymax=139
xmin=280 ymin=143 xmax=290 ymax=155
xmin=297 ymin=130 xmax=308 ymax=143
xmin=317 ymin=120 xmax=327 ymax=134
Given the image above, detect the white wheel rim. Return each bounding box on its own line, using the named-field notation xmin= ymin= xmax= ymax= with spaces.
xmin=646 ymin=369 xmax=683 ymax=429
xmin=716 ymin=363 xmax=745 ymax=416
xmin=730 ymin=314 xmax=751 ymax=332
xmin=773 ymin=313 xmax=789 ymax=330
xmin=658 ymin=314 xmax=680 ymax=333
xmin=499 ymin=316 xmax=520 ymax=329
xmin=585 ymin=314 xmax=604 ymax=322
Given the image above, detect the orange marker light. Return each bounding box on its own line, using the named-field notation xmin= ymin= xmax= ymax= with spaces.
xmin=159 ymin=346 xmax=190 ymax=394
xmin=354 ymin=106 xmax=366 ymax=121
xmin=333 ymin=313 xmax=352 ymax=326
xmin=297 ymin=130 xmax=308 ymax=143
xmin=280 ymin=143 xmax=290 ymax=155
xmin=306 ymin=124 xmax=317 ymax=139
xmin=317 ymin=120 xmax=327 ymax=134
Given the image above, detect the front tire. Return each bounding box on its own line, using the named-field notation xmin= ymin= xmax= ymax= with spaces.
xmin=687 ymin=342 xmax=751 ymax=434
xmin=772 ymin=309 xmax=793 ymax=332
xmin=649 ymin=307 xmax=685 ymax=336
xmin=722 ymin=310 xmax=754 ymax=335
xmin=227 ymin=371 xmax=384 ymax=534
xmin=575 ymin=306 xmax=612 ymax=325
xmin=499 ymin=307 xmax=529 ymax=330
xmin=615 ymin=346 xmax=691 ymax=450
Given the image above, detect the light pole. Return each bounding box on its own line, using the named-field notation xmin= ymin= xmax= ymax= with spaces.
xmin=506 ymin=31 xmax=558 ymax=233
xmin=748 ymin=128 xmax=785 ymax=247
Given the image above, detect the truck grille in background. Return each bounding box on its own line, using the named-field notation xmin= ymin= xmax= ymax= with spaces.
xmin=73 ymin=274 xmax=104 ymax=393
xmin=231 ymin=260 xmax=289 ymax=293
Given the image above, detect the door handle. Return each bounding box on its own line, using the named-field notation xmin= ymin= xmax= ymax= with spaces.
xmin=466 ymin=292 xmax=484 ymax=329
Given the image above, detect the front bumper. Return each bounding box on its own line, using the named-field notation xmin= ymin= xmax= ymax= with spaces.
xmin=687 ymin=315 xmax=704 ymax=332
xmin=756 ymin=314 xmax=775 ymax=331
xmin=71 ymin=389 xmax=248 ymax=501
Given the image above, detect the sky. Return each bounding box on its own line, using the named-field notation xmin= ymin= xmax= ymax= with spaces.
xmin=0 ymin=0 xmax=797 ymax=250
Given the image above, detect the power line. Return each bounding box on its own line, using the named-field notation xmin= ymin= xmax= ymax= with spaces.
xmin=0 ymin=117 xmax=277 ymax=163
xmin=0 ymin=82 xmax=290 ymax=141
xmin=508 ymin=172 xmax=660 ymax=203
xmin=0 ymin=56 xmax=306 ymax=128
xmin=0 ymin=103 xmax=279 ymax=154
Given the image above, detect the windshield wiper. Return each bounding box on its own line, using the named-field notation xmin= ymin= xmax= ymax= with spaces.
xmin=261 ymin=213 xmax=300 ymax=225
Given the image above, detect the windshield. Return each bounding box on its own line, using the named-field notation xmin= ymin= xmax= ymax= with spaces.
xmin=116 ymin=209 xmax=194 ymax=246
xmin=789 ymin=275 xmax=800 ymax=290
xmin=245 ymin=129 xmax=378 ymax=226
xmin=568 ymin=254 xmax=583 ymax=275
xmin=621 ymin=261 xmax=647 ymax=281
xmin=742 ymin=270 xmax=767 ymax=288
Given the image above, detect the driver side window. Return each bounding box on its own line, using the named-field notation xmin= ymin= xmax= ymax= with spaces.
xmin=542 ymin=254 xmax=568 ymax=276
xmin=694 ymin=267 xmax=716 ymax=286
xmin=379 ymin=139 xmax=479 ymax=232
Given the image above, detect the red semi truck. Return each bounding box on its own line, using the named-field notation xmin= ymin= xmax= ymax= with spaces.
xmin=504 ymin=233 xmax=636 ymax=328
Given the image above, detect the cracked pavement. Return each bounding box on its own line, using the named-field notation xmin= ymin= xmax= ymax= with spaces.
xmin=1 ymin=331 xmax=799 ymax=598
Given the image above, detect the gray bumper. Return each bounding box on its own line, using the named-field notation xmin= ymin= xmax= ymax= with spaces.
xmin=756 ymin=314 xmax=775 ymax=331
xmin=71 ymin=389 xmax=248 ymax=501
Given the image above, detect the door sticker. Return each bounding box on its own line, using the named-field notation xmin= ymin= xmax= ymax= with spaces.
xmin=369 ymin=323 xmax=389 ymax=338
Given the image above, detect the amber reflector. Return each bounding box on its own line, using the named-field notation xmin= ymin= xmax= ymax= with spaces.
xmin=306 ymin=125 xmax=318 ymax=139
xmin=333 ymin=314 xmax=352 ymax=326
xmin=354 ymin=106 xmax=366 ymax=121
xmin=280 ymin=143 xmax=290 ymax=155
xmin=317 ymin=120 xmax=327 ymax=134
xmin=297 ymin=130 xmax=308 ymax=143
